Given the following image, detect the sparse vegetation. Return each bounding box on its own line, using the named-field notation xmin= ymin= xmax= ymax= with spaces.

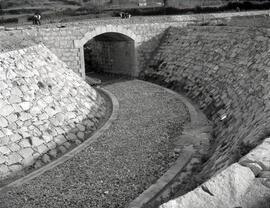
xmin=1 ymin=0 xmax=270 ymax=25
xmin=0 ymin=17 xmax=18 ymax=24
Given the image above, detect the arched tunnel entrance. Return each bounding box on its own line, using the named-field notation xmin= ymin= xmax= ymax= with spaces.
xmin=84 ymin=32 xmax=135 ymax=80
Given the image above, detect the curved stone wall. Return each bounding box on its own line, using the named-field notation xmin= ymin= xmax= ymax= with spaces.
xmin=0 ymin=44 xmax=105 ymax=179
xmin=142 ymin=26 xmax=270 ymax=180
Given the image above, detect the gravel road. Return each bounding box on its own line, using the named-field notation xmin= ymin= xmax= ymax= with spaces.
xmin=0 ymin=80 xmax=190 ymax=208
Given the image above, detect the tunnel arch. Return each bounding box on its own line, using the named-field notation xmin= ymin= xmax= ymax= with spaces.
xmin=75 ymin=26 xmax=139 ymax=46
xmin=74 ymin=26 xmax=140 ymax=79
xmin=84 ymin=32 xmax=136 ymax=77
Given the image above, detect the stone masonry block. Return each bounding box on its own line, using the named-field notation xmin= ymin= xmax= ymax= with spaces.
xmin=18 ymin=148 xmax=34 ymax=159
xmin=0 ymin=146 xmax=11 ymax=155
xmin=31 ymin=137 xmax=45 ymax=146
xmin=0 ymin=155 xmax=7 ymax=164
xmin=54 ymin=135 xmax=67 ymax=145
xmin=0 ymin=116 xmax=8 ymax=128
xmin=0 ymin=164 xmax=10 ymax=177
xmin=7 ymin=152 xmax=23 ymax=165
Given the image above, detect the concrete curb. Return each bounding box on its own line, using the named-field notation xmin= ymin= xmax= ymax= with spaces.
xmin=0 ymin=88 xmax=119 ymax=191
xmin=128 ymin=80 xmax=210 ymax=208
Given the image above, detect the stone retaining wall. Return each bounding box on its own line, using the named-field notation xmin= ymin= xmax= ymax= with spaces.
xmin=0 ymin=44 xmax=105 ymax=179
xmin=143 ymin=26 xmax=270 ymax=181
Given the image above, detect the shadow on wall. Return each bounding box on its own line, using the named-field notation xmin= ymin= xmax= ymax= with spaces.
xmin=140 ymin=25 xmax=270 ymax=183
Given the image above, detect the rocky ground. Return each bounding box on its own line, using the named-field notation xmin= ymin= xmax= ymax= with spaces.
xmin=0 ymin=80 xmax=190 ymax=208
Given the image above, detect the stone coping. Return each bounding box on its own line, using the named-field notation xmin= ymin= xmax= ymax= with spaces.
xmin=0 ymin=88 xmax=119 ymax=191
xmin=160 ymin=137 xmax=270 ymax=208
xmin=128 ymin=80 xmax=211 ymax=208
xmin=1 ymin=10 xmax=270 ymax=31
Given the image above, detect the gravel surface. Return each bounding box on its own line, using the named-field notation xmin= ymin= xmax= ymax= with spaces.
xmin=0 ymin=80 xmax=190 ymax=208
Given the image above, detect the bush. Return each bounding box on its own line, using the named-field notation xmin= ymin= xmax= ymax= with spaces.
xmin=0 ymin=17 xmax=18 ymax=24
xmin=108 ymin=1 xmax=270 ymax=17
